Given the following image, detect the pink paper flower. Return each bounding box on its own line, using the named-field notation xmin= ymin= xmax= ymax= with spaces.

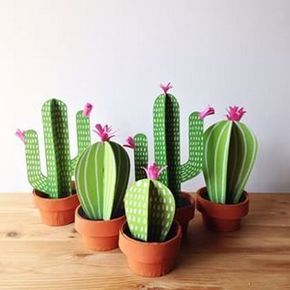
xmin=226 ymin=106 xmax=246 ymax=122
xmin=15 ymin=129 xmax=25 ymax=142
xmin=160 ymin=82 xmax=173 ymax=94
xmin=123 ymin=136 xmax=135 ymax=149
xmin=142 ymin=162 xmax=167 ymax=180
xmin=199 ymin=105 xmax=215 ymax=120
xmin=83 ymin=102 xmax=93 ymax=117
xmin=93 ymin=124 xmax=115 ymax=142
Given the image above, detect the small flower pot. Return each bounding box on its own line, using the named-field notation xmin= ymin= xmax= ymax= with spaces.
xmin=174 ymin=192 xmax=195 ymax=236
xmin=196 ymin=187 xmax=249 ymax=232
xmin=119 ymin=221 xmax=182 ymax=277
xmin=33 ymin=189 xmax=79 ymax=226
xmin=75 ymin=205 xmax=126 ymax=251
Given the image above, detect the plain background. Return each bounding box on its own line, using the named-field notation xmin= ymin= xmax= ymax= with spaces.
xmin=0 ymin=0 xmax=289 ymax=193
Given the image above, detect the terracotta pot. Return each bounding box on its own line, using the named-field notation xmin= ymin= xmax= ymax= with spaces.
xmin=174 ymin=192 xmax=195 ymax=236
xmin=196 ymin=187 xmax=249 ymax=232
xmin=75 ymin=205 xmax=126 ymax=251
xmin=119 ymin=221 xmax=182 ymax=277
xmin=33 ymin=189 xmax=79 ymax=226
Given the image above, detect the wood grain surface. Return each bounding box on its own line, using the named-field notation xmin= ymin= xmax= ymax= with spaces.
xmin=0 ymin=193 xmax=289 ymax=290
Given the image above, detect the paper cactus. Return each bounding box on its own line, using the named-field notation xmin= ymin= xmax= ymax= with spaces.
xmin=203 ymin=106 xmax=258 ymax=204
xmin=125 ymin=163 xmax=175 ymax=242
xmin=133 ymin=83 xmax=214 ymax=203
xmin=22 ymin=99 xmax=91 ymax=198
xmin=75 ymin=124 xmax=130 ymax=220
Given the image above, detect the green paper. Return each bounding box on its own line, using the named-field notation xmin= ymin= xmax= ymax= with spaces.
xmin=125 ymin=178 xmax=175 ymax=242
xmin=203 ymin=120 xmax=258 ymax=204
xmin=24 ymin=99 xmax=91 ymax=198
xmin=75 ymin=141 xmax=130 ymax=220
xmin=134 ymin=94 xmax=204 ymax=201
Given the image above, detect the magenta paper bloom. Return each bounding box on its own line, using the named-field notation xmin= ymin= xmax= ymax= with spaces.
xmin=123 ymin=136 xmax=135 ymax=149
xmin=93 ymin=124 xmax=115 ymax=142
xmin=226 ymin=106 xmax=246 ymax=122
xmin=142 ymin=162 xmax=167 ymax=180
xmin=199 ymin=105 xmax=215 ymax=120
xmin=83 ymin=102 xmax=93 ymax=117
xmin=15 ymin=129 xmax=25 ymax=142
xmin=160 ymin=82 xmax=173 ymax=94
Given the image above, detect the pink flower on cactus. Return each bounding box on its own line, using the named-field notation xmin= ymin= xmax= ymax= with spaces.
xmin=15 ymin=129 xmax=25 ymax=142
xmin=123 ymin=136 xmax=135 ymax=149
xmin=226 ymin=106 xmax=246 ymax=122
xmin=142 ymin=162 xmax=167 ymax=180
xmin=160 ymin=82 xmax=173 ymax=94
xmin=93 ymin=124 xmax=115 ymax=142
xmin=199 ymin=105 xmax=215 ymax=120
xmin=83 ymin=102 xmax=93 ymax=117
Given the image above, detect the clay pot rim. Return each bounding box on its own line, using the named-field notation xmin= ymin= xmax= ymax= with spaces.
xmin=176 ymin=191 xmax=195 ymax=210
xmin=120 ymin=220 xmax=182 ymax=247
xmin=196 ymin=187 xmax=249 ymax=208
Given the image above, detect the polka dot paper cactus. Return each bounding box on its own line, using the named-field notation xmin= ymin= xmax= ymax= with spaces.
xmin=125 ymin=163 xmax=175 ymax=242
xmin=75 ymin=124 xmax=130 ymax=220
xmin=23 ymin=99 xmax=91 ymax=198
xmin=133 ymin=83 xmax=213 ymax=203
xmin=203 ymin=106 xmax=258 ymax=204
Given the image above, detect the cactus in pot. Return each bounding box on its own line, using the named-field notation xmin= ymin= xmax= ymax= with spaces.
xmin=197 ymin=106 xmax=258 ymax=232
xmin=74 ymin=124 xmax=130 ymax=250
xmin=119 ymin=163 xmax=182 ymax=277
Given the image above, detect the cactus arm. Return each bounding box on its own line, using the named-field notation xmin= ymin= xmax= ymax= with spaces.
xmin=203 ymin=121 xmax=233 ymax=204
xmin=111 ymin=142 xmax=130 ymax=218
xmin=125 ymin=179 xmax=150 ymax=241
xmin=75 ymin=143 xmax=104 ymax=219
xmin=24 ymin=130 xmax=48 ymax=193
xmin=227 ymin=122 xmax=258 ymax=204
xmin=70 ymin=110 xmax=91 ymax=174
xmin=42 ymin=99 xmax=71 ymax=198
xmin=149 ymin=180 xmax=175 ymax=242
xmin=134 ymin=133 xmax=148 ymax=180
xmin=180 ymin=112 xmax=204 ymax=182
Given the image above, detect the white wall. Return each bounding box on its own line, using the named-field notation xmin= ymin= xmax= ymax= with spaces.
xmin=1 ymin=0 xmax=290 ymax=193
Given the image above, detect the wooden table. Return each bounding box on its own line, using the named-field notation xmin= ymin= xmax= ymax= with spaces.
xmin=0 ymin=193 xmax=289 ymax=290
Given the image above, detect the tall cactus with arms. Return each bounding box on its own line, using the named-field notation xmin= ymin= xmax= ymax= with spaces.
xmin=134 ymin=83 xmax=213 ymax=203
xmin=75 ymin=124 xmax=130 ymax=220
xmin=23 ymin=99 xmax=91 ymax=198
xmin=203 ymin=106 xmax=258 ymax=204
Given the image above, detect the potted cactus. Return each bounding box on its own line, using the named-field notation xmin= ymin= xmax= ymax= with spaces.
xmin=16 ymin=99 xmax=92 ymax=226
xmin=196 ymin=106 xmax=258 ymax=232
xmin=119 ymin=163 xmax=182 ymax=277
xmin=74 ymin=124 xmax=130 ymax=251
xmin=132 ymin=83 xmax=214 ymax=235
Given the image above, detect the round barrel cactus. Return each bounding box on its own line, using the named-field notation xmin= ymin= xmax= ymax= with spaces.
xmin=203 ymin=106 xmax=258 ymax=204
xmin=75 ymin=124 xmax=130 ymax=220
xmin=124 ymin=163 xmax=175 ymax=242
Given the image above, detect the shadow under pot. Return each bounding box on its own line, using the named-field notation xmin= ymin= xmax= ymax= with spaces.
xmin=75 ymin=205 xmax=126 ymax=251
xmin=33 ymin=189 xmax=79 ymax=226
xmin=174 ymin=192 xmax=195 ymax=236
xmin=119 ymin=221 xmax=182 ymax=277
xmin=196 ymin=187 xmax=249 ymax=232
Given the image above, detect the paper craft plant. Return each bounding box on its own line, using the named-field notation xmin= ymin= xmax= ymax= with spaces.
xmin=203 ymin=106 xmax=258 ymax=204
xmin=125 ymin=163 xmax=175 ymax=242
xmin=75 ymin=124 xmax=130 ymax=220
xmin=133 ymin=83 xmax=214 ymax=204
xmin=18 ymin=99 xmax=92 ymax=198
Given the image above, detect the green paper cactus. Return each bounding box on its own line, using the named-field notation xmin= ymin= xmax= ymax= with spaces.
xmin=22 ymin=99 xmax=91 ymax=198
xmin=203 ymin=106 xmax=258 ymax=204
xmin=133 ymin=83 xmax=213 ymax=203
xmin=125 ymin=163 xmax=175 ymax=242
xmin=75 ymin=124 xmax=130 ymax=220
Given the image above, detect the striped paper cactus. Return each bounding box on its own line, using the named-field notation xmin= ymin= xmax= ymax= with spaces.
xmin=75 ymin=124 xmax=130 ymax=220
xmin=203 ymin=106 xmax=258 ymax=204
xmin=124 ymin=163 xmax=175 ymax=242
xmin=22 ymin=99 xmax=91 ymax=198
